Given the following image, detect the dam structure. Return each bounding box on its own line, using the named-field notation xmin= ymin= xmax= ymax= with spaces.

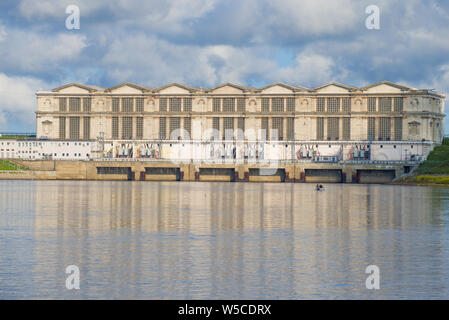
xmin=1 ymin=81 xmax=445 ymax=183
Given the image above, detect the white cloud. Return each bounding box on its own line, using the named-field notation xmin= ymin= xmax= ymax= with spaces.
xmin=0 ymin=73 xmax=53 ymax=131
xmin=0 ymin=29 xmax=87 ymax=73
xmin=276 ymin=52 xmax=346 ymax=86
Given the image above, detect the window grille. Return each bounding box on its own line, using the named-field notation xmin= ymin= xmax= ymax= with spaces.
xmin=262 ymin=98 xmax=270 ymax=112
xmin=272 ymin=98 xmax=284 ymax=112
xmin=136 ymin=117 xmax=143 ymax=139
xmin=159 ymin=117 xmax=166 ymax=139
xmin=83 ymin=117 xmax=90 ymax=140
xmin=159 ymin=98 xmax=167 ymax=112
xmin=169 ymin=98 xmax=182 ymax=112
xmin=327 ymin=117 xmax=339 ymax=140
xmin=223 ymin=98 xmax=235 ymax=112
xmin=343 ymin=118 xmax=350 ymax=140
xmin=317 ymin=98 xmax=325 ymax=112
xmin=368 ymin=97 xmax=376 ymax=112
xmin=69 ymin=98 xmax=81 ymax=112
xmin=136 ymin=98 xmax=144 ymax=112
xmin=379 ymin=117 xmax=391 ymax=140
xmin=237 ymin=98 xmax=245 ymax=112
xmin=112 ymin=117 xmax=119 ymax=139
xmin=327 ymin=98 xmax=340 ymax=113
xmin=316 ymin=117 xmax=324 ymax=140
xmin=69 ymin=117 xmax=80 ymax=140
xmin=183 ymin=98 xmax=192 ymax=112
xmin=122 ymin=117 xmax=133 ymax=139
xmin=122 ymin=98 xmax=134 ymax=112
xmin=112 ymin=98 xmax=120 ymax=112
xmin=59 ymin=98 xmax=67 ymax=112
xmin=368 ymin=117 xmax=376 ymax=140
xmin=59 ymin=116 xmax=66 ymax=139
xmin=213 ymin=98 xmax=221 ymax=112
xmin=286 ymin=97 xmax=295 ymax=112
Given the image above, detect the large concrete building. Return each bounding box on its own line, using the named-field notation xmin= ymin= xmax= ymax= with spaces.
xmin=36 ymin=81 xmax=445 ymax=143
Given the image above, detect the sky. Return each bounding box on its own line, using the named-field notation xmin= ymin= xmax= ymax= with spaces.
xmin=0 ymin=0 xmax=449 ymax=132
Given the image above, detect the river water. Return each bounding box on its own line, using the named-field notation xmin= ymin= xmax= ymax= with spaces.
xmin=1 ymin=180 xmax=449 ymax=299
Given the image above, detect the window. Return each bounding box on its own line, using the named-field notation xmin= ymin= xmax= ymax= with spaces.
xmin=169 ymin=117 xmax=181 ymax=139
xmin=212 ymin=117 xmax=220 ymax=137
xmin=184 ymin=117 xmax=191 ymax=139
xmin=159 ymin=117 xmax=166 ymax=139
xmin=213 ymin=98 xmax=221 ymax=112
xmin=112 ymin=98 xmax=120 ymax=112
xmin=59 ymin=98 xmax=67 ymax=112
xmin=261 ymin=117 xmax=269 ymax=140
xmin=83 ymin=98 xmax=91 ymax=112
xmin=327 ymin=98 xmax=340 ymax=113
xmin=59 ymin=116 xmax=66 ymax=139
xmin=262 ymin=98 xmax=270 ymax=112
xmin=136 ymin=117 xmax=143 ymax=139
xmin=237 ymin=118 xmax=245 ymax=140
xmin=136 ymin=98 xmax=144 ymax=112
xmin=169 ymin=98 xmax=182 ymax=112
xmin=379 ymin=117 xmax=391 ymax=140
xmin=223 ymin=117 xmax=234 ymax=140
xmin=112 ymin=117 xmax=119 ymax=139
xmin=183 ymin=98 xmax=192 ymax=112
xmin=69 ymin=98 xmax=81 ymax=112
xmin=272 ymin=98 xmax=284 ymax=112
xmin=343 ymin=118 xmax=350 ymax=140
xmin=83 ymin=117 xmax=90 ymax=140
xmin=316 ymin=118 xmax=324 ymax=140
xmin=368 ymin=97 xmax=376 ymax=112
xmin=286 ymin=98 xmax=295 ymax=112
xmin=122 ymin=98 xmax=134 ymax=112
xmin=394 ymin=117 xmax=402 ymax=140
xmin=379 ymin=98 xmax=392 ymax=113
xmin=287 ymin=118 xmax=294 ymax=140
xmin=394 ymin=97 xmax=403 ymax=112
xmin=327 ymin=117 xmax=339 ymax=140
xmin=272 ymin=117 xmax=283 ymax=140
xmin=159 ymin=98 xmax=167 ymax=111
xmin=237 ymin=98 xmax=245 ymax=112
xmin=317 ymin=98 xmax=325 ymax=112
xmin=122 ymin=117 xmax=133 ymax=139
xmin=342 ymin=98 xmax=351 ymax=112
xmin=368 ymin=117 xmax=376 ymax=140
xmin=69 ymin=117 xmax=80 ymax=140
xmin=223 ymin=98 xmax=235 ymax=112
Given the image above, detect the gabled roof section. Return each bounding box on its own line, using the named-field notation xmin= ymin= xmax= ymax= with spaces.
xmin=208 ymin=82 xmax=250 ymax=93
xmin=105 ymin=82 xmax=151 ymax=93
xmin=258 ymin=82 xmax=308 ymax=92
xmin=153 ymin=82 xmax=199 ymax=93
xmin=312 ymin=82 xmax=359 ymax=92
xmin=52 ymin=83 xmax=99 ymax=93
xmin=361 ymin=81 xmax=411 ymax=91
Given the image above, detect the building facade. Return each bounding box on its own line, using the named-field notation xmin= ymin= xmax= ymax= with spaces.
xmin=36 ymin=81 xmax=445 ymax=144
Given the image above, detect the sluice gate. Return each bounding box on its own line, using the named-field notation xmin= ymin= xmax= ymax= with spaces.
xmin=144 ymin=167 xmax=181 ymax=181
xmin=198 ymin=168 xmax=236 ymax=182
xmin=304 ymin=169 xmax=343 ymax=183
xmin=356 ymin=170 xmax=396 ymax=184
xmin=249 ymin=168 xmax=286 ymax=182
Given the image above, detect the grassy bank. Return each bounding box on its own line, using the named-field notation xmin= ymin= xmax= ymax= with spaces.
xmin=397 ymin=138 xmax=449 ymax=185
xmin=0 ymin=160 xmax=29 ymax=171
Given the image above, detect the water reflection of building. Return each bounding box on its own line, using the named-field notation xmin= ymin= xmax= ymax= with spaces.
xmin=29 ymin=182 xmax=446 ymax=298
